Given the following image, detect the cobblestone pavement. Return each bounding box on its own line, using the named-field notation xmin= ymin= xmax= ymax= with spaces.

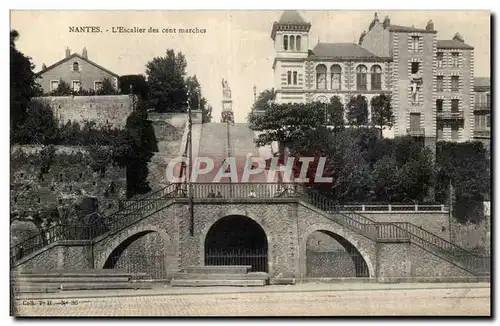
xmin=14 ymin=287 xmax=490 ymax=316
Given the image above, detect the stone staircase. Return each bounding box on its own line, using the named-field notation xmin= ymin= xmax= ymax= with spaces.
xmin=171 ymin=266 xmax=269 ymax=287
xmin=11 ymin=269 xmax=152 ymax=294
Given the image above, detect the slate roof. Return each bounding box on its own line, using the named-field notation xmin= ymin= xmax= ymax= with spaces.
xmin=474 ymin=77 xmax=490 ymax=89
xmin=36 ymin=53 xmax=119 ymax=78
xmin=278 ymin=10 xmax=308 ymax=24
xmin=388 ymin=24 xmax=436 ymax=33
xmin=437 ymin=39 xmax=474 ymax=50
xmin=309 ymin=42 xmax=381 ymax=59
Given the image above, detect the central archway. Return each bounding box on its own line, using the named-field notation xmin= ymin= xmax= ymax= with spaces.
xmin=204 ymin=215 xmax=268 ymax=272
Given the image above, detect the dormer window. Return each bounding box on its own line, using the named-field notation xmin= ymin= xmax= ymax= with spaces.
xmin=73 ymin=62 xmax=79 ymax=71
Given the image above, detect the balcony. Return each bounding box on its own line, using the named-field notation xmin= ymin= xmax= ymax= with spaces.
xmin=474 ymin=103 xmax=491 ymax=111
xmin=406 ymin=128 xmax=425 ymax=137
xmin=437 ymin=111 xmax=464 ymax=120
xmin=474 ymin=129 xmax=490 ymax=138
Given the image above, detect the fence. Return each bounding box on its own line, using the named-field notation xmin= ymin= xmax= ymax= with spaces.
xmin=205 ymin=248 xmax=268 ymax=273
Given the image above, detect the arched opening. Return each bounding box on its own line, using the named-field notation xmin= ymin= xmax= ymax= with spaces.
xmin=204 ymin=215 xmax=268 ymax=272
xmin=103 ymin=230 xmax=166 ymax=279
xmin=356 ymin=64 xmax=368 ymax=91
xmin=306 ymin=230 xmax=369 ymax=278
xmin=283 ymin=35 xmax=288 ymax=50
xmin=73 ymin=62 xmax=79 ymax=71
xmin=330 ymin=64 xmax=342 ymax=90
xmin=290 ymin=35 xmax=295 ymax=51
xmin=316 ymin=64 xmax=327 ymax=90
xmin=370 ymin=65 xmax=382 ymax=90
xmin=296 ymin=35 xmax=302 ymax=51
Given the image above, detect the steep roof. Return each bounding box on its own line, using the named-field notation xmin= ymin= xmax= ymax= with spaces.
xmin=36 ymin=53 xmax=119 ymax=78
xmin=474 ymin=77 xmax=490 ymax=89
xmin=278 ymin=10 xmax=307 ymax=24
xmin=437 ymin=39 xmax=474 ymax=50
xmin=388 ymin=24 xmax=436 ymax=34
xmin=310 ymin=42 xmax=381 ymax=59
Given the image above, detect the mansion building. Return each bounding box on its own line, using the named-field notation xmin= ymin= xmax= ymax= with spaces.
xmin=271 ymin=11 xmax=481 ymax=147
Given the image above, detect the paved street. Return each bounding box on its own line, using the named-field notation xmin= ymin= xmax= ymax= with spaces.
xmin=14 ymin=286 xmax=490 ymax=316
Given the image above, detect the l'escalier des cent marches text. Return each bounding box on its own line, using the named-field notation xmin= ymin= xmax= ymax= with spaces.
xmin=69 ymin=26 xmax=207 ymax=34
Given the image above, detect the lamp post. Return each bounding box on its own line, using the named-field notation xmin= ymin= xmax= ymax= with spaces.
xmin=186 ymin=89 xmax=194 ymax=236
xmin=253 ymin=85 xmax=257 ymax=103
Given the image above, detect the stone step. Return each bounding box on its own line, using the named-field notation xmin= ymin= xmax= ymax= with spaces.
xmin=184 ymin=265 xmax=252 ymax=275
xmin=173 ymin=272 xmax=269 ymax=280
xmin=14 ymin=276 xmax=131 ymax=283
xmin=170 ymin=279 xmax=266 ymax=287
xmin=15 ymin=282 xmax=153 ymax=293
xmin=18 ymin=269 xmax=133 ymax=275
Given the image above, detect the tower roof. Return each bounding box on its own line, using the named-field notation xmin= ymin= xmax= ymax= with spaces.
xmin=271 ymin=10 xmax=311 ymax=40
xmin=278 ymin=10 xmax=307 ymax=24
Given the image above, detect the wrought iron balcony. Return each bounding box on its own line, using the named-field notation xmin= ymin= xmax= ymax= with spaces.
xmin=437 ymin=111 xmax=464 ymax=120
xmin=474 ymin=103 xmax=491 ymax=111
xmin=406 ymin=128 xmax=425 ymax=137
xmin=474 ymin=129 xmax=491 ymax=138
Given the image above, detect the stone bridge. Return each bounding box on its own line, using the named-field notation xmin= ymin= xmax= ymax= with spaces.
xmin=12 ymin=190 xmax=484 ymax=282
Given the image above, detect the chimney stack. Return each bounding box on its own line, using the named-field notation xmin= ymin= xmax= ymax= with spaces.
xmin=82 ymin=47 xmax=88 ymax=59
xmin=426 ymin=19 xmax=434 ymax=31
xmin=42 ymin=63 xmax=47 ymax=70
xmin=453 ymin=32 xmax=464 ymax=43
xmin=383 ymin=15 xmax=391 ymax=29
xmin=65 ymin=47 xmax=71 ymax=58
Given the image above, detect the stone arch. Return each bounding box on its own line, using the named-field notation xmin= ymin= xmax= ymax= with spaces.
xmin=97 ymin=224 xmax=172 ymax=270
xmin=199 ymin=208 xmax=273 ymax=274
xmin=302 ymin=224 xmax=375 ymax=278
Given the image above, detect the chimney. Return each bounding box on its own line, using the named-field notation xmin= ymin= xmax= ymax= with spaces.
xmin=383 ymin=15 xmax=391 ymax=29
xmin=42 ymin=63 xmax=47 ymax=70
xmin=453 ymin=32 xmax=464 ymax=43
xmin=65 ymin=47 xmax=70 ymax=58
xmin=426 ymin=20 xmax=434 ymax=31
xmin=82 ymin=47 xmax=88 ymax=59
xmin=358 ymin=30 xmax=367 ymax=45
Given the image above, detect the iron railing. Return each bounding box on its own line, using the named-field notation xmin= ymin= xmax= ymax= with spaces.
xmin=205 ymin=248 xmax=268 ymax=273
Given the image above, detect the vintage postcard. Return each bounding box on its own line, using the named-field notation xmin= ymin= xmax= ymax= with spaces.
xmin=10 ymin=10 xmax=491 ymax=317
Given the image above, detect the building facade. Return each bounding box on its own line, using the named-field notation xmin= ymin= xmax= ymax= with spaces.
xmin=271 ymin=11 xmax=479 ymax=145
xmin=473 ymin=77 xmax=491 ymax=150
xmin=36 ymin=47 xmax=119 ymax=94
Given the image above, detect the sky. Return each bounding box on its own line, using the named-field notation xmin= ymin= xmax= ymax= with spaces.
xmin=10 ymin=10 xmax=491 ymax=122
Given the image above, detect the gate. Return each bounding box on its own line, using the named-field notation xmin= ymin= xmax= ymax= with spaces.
xmin=205 ymin=248 xmax=268 ymax=273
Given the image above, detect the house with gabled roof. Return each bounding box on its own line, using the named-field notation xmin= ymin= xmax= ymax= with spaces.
xmin=36 ymin=47 xmax=120 ymax=94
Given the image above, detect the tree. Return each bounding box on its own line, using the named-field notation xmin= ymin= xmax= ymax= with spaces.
xmin=119 ymin=74 xmax=149 ymax=99
xmin=50 ymin=80 xmax=72 ymax=96
xmin=12 ymin=100 xmax=59 ymax=145
xmin=370 ymin=93 xmax=394 ymax=132
xmin=97 ymin=78 xmax=119 ymax=95
xmin=146 ymin=49 xmax=188 ymax=112
xmin=10 ymin=30 xmax=42 ymax=134
xmin=346 ymin=95 xmax=368 ymax=126
xmin=252 ymin=88 xmax=276 ymax=111
xmin=326 ymin=95 xmax=345 ymax=129
xmin=372 ymin=155 xmax=399 ymax=202
xmin=185 ymin=75 xmax=212 ymax=123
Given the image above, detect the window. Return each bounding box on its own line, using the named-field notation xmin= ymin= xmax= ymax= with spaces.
xmin=94 ymin=81 xmax=103 ymax=91
xmin=410 ymin=113 xmax=421 ymax=131
xmin=437 ymin=52 xmax=444 ymax=68
xmin=72 ymin=80 xmax=81 ymax=92
xmin=73 ymin=62 xmax=79 ymax=71
xmin=486 ymin=114 xmax=491 ymax=128
xmin=296 ymin=36 xmax=301 ymax=51
xmin=410 ymin=36 xmax=420 ymax=52
xmin=437 ymin=123 xmax=444 ymax=140
xmin=356 ymin=65 xmax=368 ymax=91
xmin=436 ymin=99 xmax=443 ymax=112
xmin=451 ymin=124 xmax=459 ymax=141
xmin=330 ymin=65 xmax=341 ymax=90
xmin=475 ymin=114 xmax=490 ymax=130
xmin=290 ymin=35 xmax=295 ymax=51
xmin=451 ymin=76 xmax=459 ymax=92
xmin=451 ymin=52 xmax=459 ymax=67
xmin=50 ymin=80 xmax=60 ymax=91
xmin=487 ymin=93 xmax=491 ymax=107
xmin=411 ymin=62 xmax=420 ymax=74
xmin=436 ymin=76 xmax=444 ymax=92
xmin=451 ymin=99 xmax=459 ymax=112
xmin=283 ymin=35 xmax=288 ymax=50
xmin=293 ymin=71 xmax=298 ymax=85
xmin=371 ymin=65 xmax=382 ymax=90
xmin=316 ymin=64 xmax=327 ymax=89
xmin=287 ymin=71 xmax=292 ymax=85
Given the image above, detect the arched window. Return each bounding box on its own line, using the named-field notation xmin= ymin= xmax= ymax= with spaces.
xmin=330 ymin=65 xmax=342 ymax=90
xmin=356 ymin=65 xmax=368 ymax=91
xmin=73 ymin=62 xmax=79 ymax=71
xmin=371 ymin=65 xmax=382 ymax=90
xmin=287 ymin=71 xmax=292 ymax=85
xmin=293 ymin=71 xmax=298 ymax=85
xmin=283 ymin=35 xmax=288 ymax=50
xmin=290 ymin=35 xmax=295 ymax=51
xmin=316 ymin=65 xmax=327 ymax=90
xmin=296 ymin=36 xmax=301 ymax=51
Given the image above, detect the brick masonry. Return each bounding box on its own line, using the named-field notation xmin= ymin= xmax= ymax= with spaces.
xmin=13 ymin=198 xmax=477 ymax=281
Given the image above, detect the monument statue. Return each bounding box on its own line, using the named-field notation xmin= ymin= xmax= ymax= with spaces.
xmin=221 ymin=78 xmax=234 ymax=123
xmin=222 ymin=78 xmax=231 ymax=100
